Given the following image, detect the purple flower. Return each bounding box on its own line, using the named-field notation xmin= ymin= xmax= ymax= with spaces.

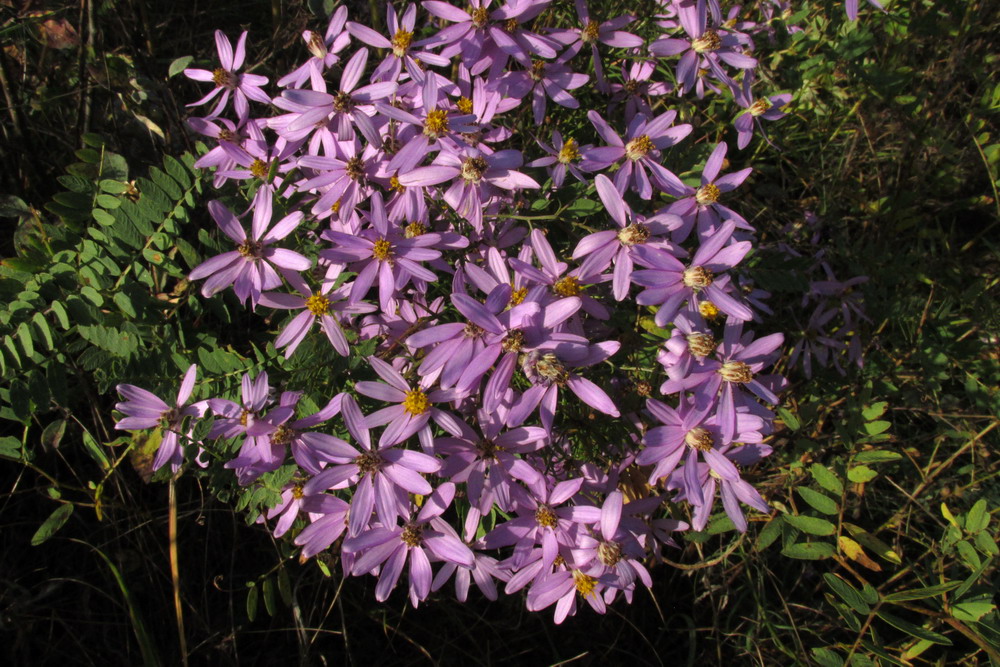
xmin=344 ymin=482 xmax=474 ymax=606
xmin=846 ymin=0 xmax=886 ymax=21
xmin=188 ymin=194 xmax=310 ymax=309
xmin=649 ymin=3 xmax=756 ymax=96
xmin=355 ymin=356 xmax=464 ymax=452
xmin=346 ymin=4 xmax=451 ymax=83
xmin=631 ymin=219 xmax=754 ymax=326
xmin=636 ymin=398 xmax=764 ymax=499
xmin=114 ymin=364 xmax=206 ymax=472
xmin=548 ymin=0 xmax=643 ymax=93
xmin=662 ymin=141 xmax=753 ymax=242
xmin=277 ymin=6 xmax=352 ymax=90
xmin=258 ymin=279 xmax=377 ymax=358
xmin=399 ymin=146 xmax=539 ymax=233
xmin=499 ymin=57 xmax=589 ymax=125
xmin=528 ymin=130 xmax=591 ymax=188
xmin=606 ymin=60 xmax=672 ymax=122
xmin=733 ymin=73 xmax=790 ymax=150
xmin=582 ymin=110 xmax=692 ymax=199
xmin=573 ymin=174 xmax=681 ymax=301
xmin=183 ymin=31 xmax=270 ymax=121
xmin=321 ymin=192 xmax=446 ymax=312
xmin=272 ymin=47 xmax=397 ymax=146
xmin=302 ymin=395 xmax=441 ymax=536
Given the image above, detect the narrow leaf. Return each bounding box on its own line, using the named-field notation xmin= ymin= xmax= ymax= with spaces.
xmin=31 ymin=504 xmax=75 ymax=545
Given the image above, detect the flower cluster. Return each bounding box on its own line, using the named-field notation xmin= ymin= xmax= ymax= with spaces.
xmin=112 ymin=0 xmax=872 ymax=622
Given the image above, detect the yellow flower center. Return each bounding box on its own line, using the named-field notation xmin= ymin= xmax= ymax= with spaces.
xmin=471 ymin=6 xmax=489 ymax=28
xmin=684 ymin=426 xmax=714 ymax=451
xmin=573 ymin=570 xmax=597 ymax=597
xmin=529 ymin=60 xmax=546 ymax=82
xmin=401 ymin=522 xmax=423 ymax=547
xmin=333 ymin=90 xmax=354 ymax=113
xmin=553 ymin=275 xmax=581 ymax=296
xmin=558 ymin=138 xmax=581 ymax=164
xmin=461 ymin=156 xmax=488 ymax=183
xmin=535 ymin=505 xmax=558 ymax=528
xmin=749 ymin=98 xmax=772 ymax=117
xmin=692 ymin=30 xmax=722 ymax=53
xmin=456 ymin=96 xmax=474 ymax=114
xmin=250 ymin=158 xmax=270 ymax=180
xmin=719 ymin=360 xmax=753 ymax=383
xmin=696 ymin=183 xmax=721 ymax=205
xmin=307 ymin=31 xmax=326 ymax=58
xmin=212 ymin=68 xmax=234 ymax=88
xmin=271 ymin=424 xmax=296 ymax=446
xmin=389 ymin=175 xmax=405 ymax=193
xmin=510 ymin=286 xmax=528 ymax=306
xmin=404 ymin=221 xmax=426 ymax=238
xmin=372 ymin=237 xmax=393 ymax=261
xmin=534 ymin=352 xmax=568 ymax=385
xmin=238 ymin=239 xmax=263 ymax=259
xmin=597 ymin=541 xmax=622 ymax=567
xmin=424 ymin=109 xmax=449 ymax=139
xmin=331 ymin=200 xmax=342 ymax=213
xmin=617 ymin=223 xmax=649 ymax=246
xmin=355 ymin=450 xmax=383 ymax=475
xmin=686 ymin=332 xmax=716 ymax=357
xmin=502 ymin=329 xmax=524 ymax=352
xmin=683 ymin=265 xmax=714 ymax=289
xmin=625 ymin=134 xmax=654 ymax=161
xmin=582 ymin=20 xmax=600 ymax=43
xmin=291 ymin=482 xmax=305 ymax=499
xmin=391 ymin=30 xmax=413 ymax=57
xmin=504 ymin=18 xmax=519 ymax=32
xmin=402 ymin=388 xmax=430 ymax=415
xmin=306 ymin=294 xmax=331 ymax=316
xmin=699 ymin=300 xmax=721 ymax=320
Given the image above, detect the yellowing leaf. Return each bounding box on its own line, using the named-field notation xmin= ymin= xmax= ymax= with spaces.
xmin=839 ymin=536 xmax=882 ymax=571
xmin=941 ymin=502 xmax=961 ymax=529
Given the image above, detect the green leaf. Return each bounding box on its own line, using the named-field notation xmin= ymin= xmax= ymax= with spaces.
xmin=810 ymin=463 xmax=844 ymax=494
xmin=782 ymin=542 xmax=837 ymax=560
xmin=0 ymin=435 xmax=22 ymax=460
xmin=810 ymin=648 xmax=844 ymax=667
xmin=824 ymin=573 xmax=870 ymax=614
xmin=566 ymin=198 xmax=599 ymax=215
xmin=100 ymin=179 xmax=130 ymax=194
xmin=31 ymin=504 xmax=75 ymax=545
xmin=862 ymin=402 xmax=887 ymax=420
xmin=854 ymin=450 xmax=902 ymax=463
xmin=246 ymin=584 xmax=258 ymax=622
xmin=876 ymin=610 xmax=951 ymax=645
xmin=49 ymin=301 xmax=70 ymax=329
xmin=797 ymin=487 xmax=839 ymax=515
xmin=32 ymin=312 xmax=54 ymax=350
xmin=951 ymin=595 xmax=995 ymax=623
xmin=756 ymin=518 xmax=782 ymax=550
xmin=16 ymin=321 xmax=34 ymax=358
xmin=82 ymin=429 xmax=112 ymax=472
xmin=163 ymin=155 xmax=193 ymax=189
xmin=277 ymin=567 xmax=292 ymax=606
xmin=777 ymin=406 xmax=800 ymax=430
xmin=864 ymin=420 xmax=891 ymax=436
xmin=884 ymin=582 xmax=961 ymax=603
xmin=113 ymin=291 xmax=137 ymax=318
xmin=80 ymin=285 xmax=104 ymax=306
xmin=95 ymin=194 xmax=122 ymax=209
xmin=41 ymin=419 xmax=67 ymax=451
xmin=168 ymin=55 xmax=194 ymax=78
xmin=965 ymin=499 xmax=989 ymax=534
xmin=783 ymin=513 xmax=837 ymax=536
xmin=262 ymin=577 xmax=276 ymax=616
xmin=847 ymin=465 xmax=878 ymax=483
xmin=956 ymin=540 xmax=981 ymax=569
xmin=90 ymin=211 xmax=114 ymax=231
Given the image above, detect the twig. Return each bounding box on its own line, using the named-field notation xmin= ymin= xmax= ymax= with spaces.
xmin=169 ymin=474 xmax=189 ymax=667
